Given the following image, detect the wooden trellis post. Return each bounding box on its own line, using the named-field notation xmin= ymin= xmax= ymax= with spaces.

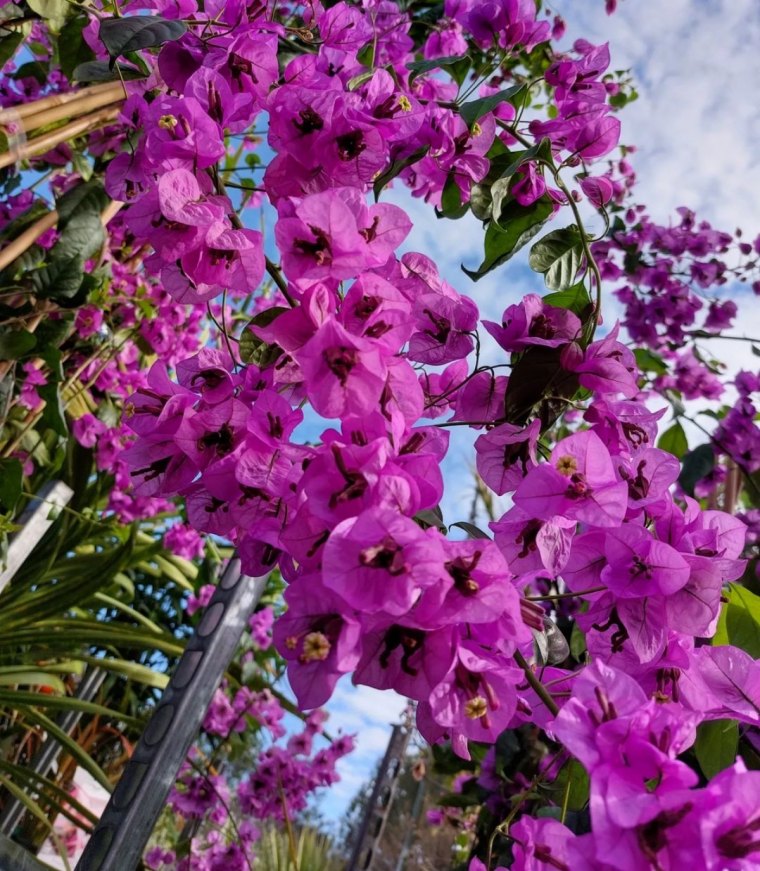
xmin=346 ymin=714 xmax=413 ymax=871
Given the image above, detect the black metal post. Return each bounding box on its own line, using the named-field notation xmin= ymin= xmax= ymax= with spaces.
xmin=75 ymin=559 xmax=266 ymax=871
xmin=0 ymin=833 xmax=48 ymax=871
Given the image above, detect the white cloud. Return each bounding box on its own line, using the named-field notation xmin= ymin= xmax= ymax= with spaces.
xmin=554 ymin=0 xmax=760 ymax=231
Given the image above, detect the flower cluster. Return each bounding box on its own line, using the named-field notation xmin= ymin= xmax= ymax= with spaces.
xmin=6 ymin=0 xmax=759 ymax=865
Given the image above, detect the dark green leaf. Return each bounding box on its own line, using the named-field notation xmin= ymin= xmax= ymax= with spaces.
xmin=406 ymin=54 xmax=471 ymax=86
xmin=463 ymin=198 xmax=554 ymax=281
xmin=504 ymin=344 xmax=579 ymax=426
xmin=450 ymin=521 xmax=490 ymax=540
xmin=459 ymin=84 xmax=526 ymax=127
xmin=529 ymin=226 xmax=583 ymax=291
xmin=99 ymin=15 xmax=187 ymax=65
xmin=490 ymin=139 xmax=553 ymax=225
xmin=695 ymin=720 xmax=739 ymax=779
xmin=678 ymin=443 xmax=714 ymax=497
xmin=0 ymin=31 xmax=22 ymax=69
xmin=414 ymin=507 xmax=446 ymax=531
xmin=373 ymin=145 xmax=429 ymax=200
xmin=55 ymin=178 xmax=108 ymax=225
xmin=58 ymin=13 xmax=94 ymax=80
xmin=657 ymin=422 xmax=688 ymax=458
xmin=0 ymin=459 xmax=22 ymax=511
xmin=437 ymin=174 xmax=468 ymax=219
xmin=29 ymin=255 xmax=85 ymax=300
xmin=0 ymin=327 xmax=36 ymax=360
xmin=72 ymin=60 xmax=145 ymax=82
xmin=240 ymin=306 xmax=287 ymax=367
xmin=12 ymin=59 xmax=47 ymax=83
xmin=37 ymin=382 xmax=67 ymax=436
xmin=543 ymin=282 xmax=592 ymax=317
xmin=34 ymin=314 xmax=73 ymax=349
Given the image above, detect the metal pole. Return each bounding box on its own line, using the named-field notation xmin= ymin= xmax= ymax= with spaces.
xmin=0 ymin=833 xmax=48 ymax=871
xmin=346 ymin=721 xmax=411 ymax=871
xmin=0 ymin=668 xmax=106 ymax=837
xmin=0 ymin=480 xmax=73 ymax=595
xmin=75 ymin=559 xmax=266 ymax=871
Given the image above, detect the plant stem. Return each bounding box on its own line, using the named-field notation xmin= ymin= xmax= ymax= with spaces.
xmin=514 ymin=649 xmax=560 ymax=716
xmin=525 ymin=586 xmax=606 ymax=602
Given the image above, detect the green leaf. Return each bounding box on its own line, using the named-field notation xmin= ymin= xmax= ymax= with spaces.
xmin=714 ymin=584 xmax=760 ymax=658
xmin=73 ymin=653 xmax=169 ymax=689
xmin=529 ymin=226 xmax=584 ymax=291
xmin=407 ymin=53 xmax=471 ymax=86
xmin=25 ymin=0 xmax=68 ymax=27
xmin=551 ymin=758 xmax=589 ymax=811
xmin=469 ymin=182 xmax=492 ymax=221
xmin=35 ymin=315 xmax=73 ymax=350
xmin=0 ymin=689 xmax=142 ymax=728
xmin=58 ymin=13 xmax=94 ymax=80
xmin=17 ymin=705 xmax=114 ymax=791
xmin=0 ymin=759 xmax=99 ymax=826
xmin=56 ymin=178 xmax=108 ymax=227
xmin=346 ymin=69 xmax=374 ymax=91
xmin=0 ymin=459 xmax=22 ymax=511
xmin=12 ymin=59 xmax=47 ymax=83
xmin=490 ymin=139 xmax=553 ymax=226
xmin=37 ymin=382 xmax=68 ymax=437
xmin=72 ymin=59 xmax=145 ymax=82
xmin=437 ymin=174 xmax=468 ymax=219
xmin=0 ymin=326 xmax=36 ymax=360
xmin=570 ymin=623 xmax=586 ymax=660
xmin=678 ymin=443 xmax=715 ymax=497
xmin=99 ymin=15 xmax=187 ymax=65
xmin=356 ymin=40 xmax=374 ymax=68
xmin=0 ymin=670 xmax=66 ymax=693
xmin=463 ymin=198 xmax=554 ymax=281
xmin=414 ymin=507 xmax=446 ymax=532
xmin=372 ymin=145 xmax=429 ymax=200
xmin=459 ymin=84 xmax=526 ymax=127
xmin=29 ymin=255 xmax=85 ymax=301
xmin=695 ymin=719 xmax=739 ymax=779
xmin=0 ymin=31 xmax=23 ymax=69
xmin=657 ymin=422 xmax=688 ymax=458
xmin=240 ymin=307 xmax=287 ymax=367
xmin=450 ymin=521 xmax=490 ymax=540
xmin=634 ymin=348 xmax=668 ymax=375
xmin=543 ymin=282 xmax=592 ymax=317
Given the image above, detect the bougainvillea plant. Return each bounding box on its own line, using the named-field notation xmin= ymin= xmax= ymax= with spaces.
xmin=1 ymin=0 xmax=759 ymax=868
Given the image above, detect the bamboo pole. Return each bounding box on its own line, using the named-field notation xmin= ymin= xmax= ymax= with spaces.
xmin=0 ymin=106 xmax=121 ymax=171
xmin=9 ymin=84 xmax=126 ymax=136
xmin=0 ymin=210 xmax=58 ymax=273
xmin=0 ymin=82 xmax=125 ymax=124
